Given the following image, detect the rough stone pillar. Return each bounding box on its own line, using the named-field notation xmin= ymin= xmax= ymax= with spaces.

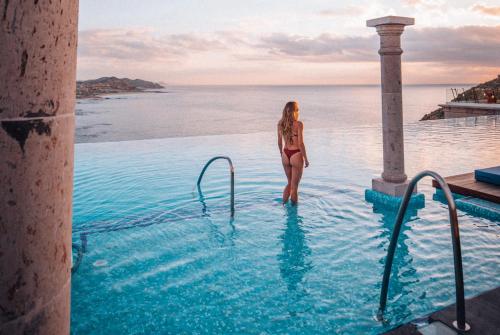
xmin=0 ymin=1 xmax=78 ymax=334
xmin=367 ymin=16 xmax=414 ymax=196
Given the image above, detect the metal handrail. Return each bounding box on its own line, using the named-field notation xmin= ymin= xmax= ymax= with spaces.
xmin=377 ymin=170 xmax=470 ymax=332
xmin=71 ymin=233 xmax=87 ymax=274
xmin=197 ymin=156 xmax=235 ymax=217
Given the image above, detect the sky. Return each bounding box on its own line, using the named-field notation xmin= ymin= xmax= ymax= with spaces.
xmin=77 ymin=0 xmax=500 ymax=85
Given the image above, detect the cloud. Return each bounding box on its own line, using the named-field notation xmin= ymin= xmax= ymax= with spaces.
xmin=401 ymin=0 xmax=446 ymax=11
xmin=472 ymin=4 xmax=500 ymax=16
xmin=77 ymin=26 xmax=500 ymax=83
xmin=254 ymin=26 xmax=500 ymax=65
xmin=403 ymin=0 xmax=424 ymax=5
xmin=256 ymin=33 xmax=377 ymax=62
xmin=79 ymin=25 xmax=500 ymax=66
xmin=318 ymin=6 xmax=364 ymax=17
xmin=404 ymin=25 xmax=500 ymax=64
xmin=78 ymin=29 xmax=226 ymax=62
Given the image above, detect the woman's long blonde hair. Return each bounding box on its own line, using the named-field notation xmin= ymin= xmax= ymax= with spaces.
xmin=279 ymin=101 xmax=299 ymax=142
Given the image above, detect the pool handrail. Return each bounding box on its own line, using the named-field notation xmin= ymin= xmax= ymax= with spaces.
xmin=197 ymin=156 xmax=235 ymax=217
xmin=377 ymin=170 xmax=470 ymax=332
xmin=71 ymin=233 xmax=87 ymax=274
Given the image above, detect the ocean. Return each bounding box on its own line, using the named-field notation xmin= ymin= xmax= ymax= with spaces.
xmin=75 ymin=84 xmax=468 ymax=143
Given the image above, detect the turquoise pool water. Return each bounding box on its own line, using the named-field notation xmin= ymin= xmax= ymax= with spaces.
xmin=71 ymin=116 xmax=500 ymax=334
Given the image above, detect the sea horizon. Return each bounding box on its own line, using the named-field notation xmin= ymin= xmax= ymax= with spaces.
xmin=78 ymin=81 xmax=477 ymax=88
xmin=75 ymin=83 xmax=473 ymax=143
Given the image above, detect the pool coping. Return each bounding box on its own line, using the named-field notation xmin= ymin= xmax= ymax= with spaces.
xmin=381 ymin=285 xmax=500 ymax=335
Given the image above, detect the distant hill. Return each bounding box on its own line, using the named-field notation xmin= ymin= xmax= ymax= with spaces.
xmin=76 ymin=77 xmax=164 ymax=99
xmin=421 ymin=75 xmax=500 ymax=120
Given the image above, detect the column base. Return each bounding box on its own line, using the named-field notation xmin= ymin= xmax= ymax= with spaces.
xmin=365 ymin=188 xmax=425 ymax=210
xmin=372 ymin=177 xmax=416 ymax=197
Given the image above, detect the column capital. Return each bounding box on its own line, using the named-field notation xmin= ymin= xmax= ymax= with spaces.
xmin=375 ymin=24 xmax=406 ymax=37
xmin=376 ymin=25 xmax=405 ymax=55
xmin=367 ymin=16 xmax=414 ymax=56
xmin=366 ymin=16 xmax=415 ymax=28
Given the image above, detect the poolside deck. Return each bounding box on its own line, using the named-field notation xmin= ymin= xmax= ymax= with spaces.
xmin=383 ymin=286 xmax=500 ymax=335
xmin=432 ymin=172 xmax=500 ymax=204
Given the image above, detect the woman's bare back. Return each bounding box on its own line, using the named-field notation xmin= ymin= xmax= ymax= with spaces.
xmin=283 ymin=121 xmax=300 ymax=150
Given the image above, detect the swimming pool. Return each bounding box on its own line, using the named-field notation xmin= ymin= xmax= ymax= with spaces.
xmin=71 ymin=116 xmax=500 ymax=334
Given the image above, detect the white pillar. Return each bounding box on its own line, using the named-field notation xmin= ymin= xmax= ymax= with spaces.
xmin=367 ymin=16 xmax=414 ymax=197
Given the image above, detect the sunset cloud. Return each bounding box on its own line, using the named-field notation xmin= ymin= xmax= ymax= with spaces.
xmin=78 ymin=29 xmax=226 ymax=62
xmin=255 ymin=26 xmax=500 ymax=65
xmin=257 ymin=33 xmax=377 ymax=62
xmin=472 ymin=4 xmax=500 ymax=16
xmin=77 ymin=0 xmax=500 ymax=84
xmin=404 ymin=25 xmax=500 ymax=64
xmin=403 ymin=0 xmax=424 ymax=5
xmin=401 ymin=0 xmax=447 ymax=11
xmin=80 ymin=25 xmax=500 ymax=65
xmin=317 ymin=6 xmax=364 ymax=17
xmin=77 ymin=25 xmax=500 ymax=84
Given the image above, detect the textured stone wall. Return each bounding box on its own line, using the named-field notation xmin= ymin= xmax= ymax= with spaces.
xmin=0 ymin=0 xmax=78 ymax=334
xmin=443 ymin=106 xmax=500 ymax=119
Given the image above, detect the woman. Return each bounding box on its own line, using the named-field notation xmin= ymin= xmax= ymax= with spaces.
xmin=277 ymin=101 xmax=309 ymax=205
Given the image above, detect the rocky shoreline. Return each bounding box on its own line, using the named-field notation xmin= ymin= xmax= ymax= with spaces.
xmin=420 ymin=75 xmax=500 ymax=121
xmin=76 ymin=77 xmax=164 ymax=99
xmin=420 ymin=107 xmax=444 ymax=121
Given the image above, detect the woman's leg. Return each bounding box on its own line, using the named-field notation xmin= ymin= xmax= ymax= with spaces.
xmin=281 ymin=153 xmax=292 ymax=203
xmin=290 ymin=154 xmax=304 ymax=204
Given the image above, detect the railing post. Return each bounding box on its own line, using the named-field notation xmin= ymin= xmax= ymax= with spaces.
xmin=378 ymin=171 xmax=469 ymax=332
xmin=197 ymin=156 xmax=235 ymax=217
xmin=230 ymin=169 xmax=235 ymax=216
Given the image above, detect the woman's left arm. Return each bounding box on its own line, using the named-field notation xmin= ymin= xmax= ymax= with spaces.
xmin=298 ymin=122 xmax=309 ymax=167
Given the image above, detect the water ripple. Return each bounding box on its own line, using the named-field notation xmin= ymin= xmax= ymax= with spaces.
xmin=72 ymin=116 xmax=500 ymax=335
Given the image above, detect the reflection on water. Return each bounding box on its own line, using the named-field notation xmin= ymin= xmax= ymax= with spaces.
xmin=196 ymin=188 xmax=236 ymax=247
xmin=374 ymin=206 xmax=420 ymax=323
xmin=278 ymin=205 xmax=313 ymax=292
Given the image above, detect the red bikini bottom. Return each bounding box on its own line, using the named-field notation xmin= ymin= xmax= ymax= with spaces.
xmin=283 ymin=148 xmax=301 ymax=160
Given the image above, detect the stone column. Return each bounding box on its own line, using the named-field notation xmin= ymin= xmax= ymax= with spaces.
xmin=367 ymin=16 xmax=414 ymax=197
xmin=0 ymin=1 xmax=78 ymax=334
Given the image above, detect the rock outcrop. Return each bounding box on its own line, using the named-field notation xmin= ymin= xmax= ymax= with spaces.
xmin=420 ymin=107 xmax=444 ymax=121
xmin=76 ymin=77 xmax=164 ymax=99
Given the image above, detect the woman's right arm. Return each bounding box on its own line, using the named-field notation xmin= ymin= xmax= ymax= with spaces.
xmin=277 ymin=123 xmax=283 ymax=155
